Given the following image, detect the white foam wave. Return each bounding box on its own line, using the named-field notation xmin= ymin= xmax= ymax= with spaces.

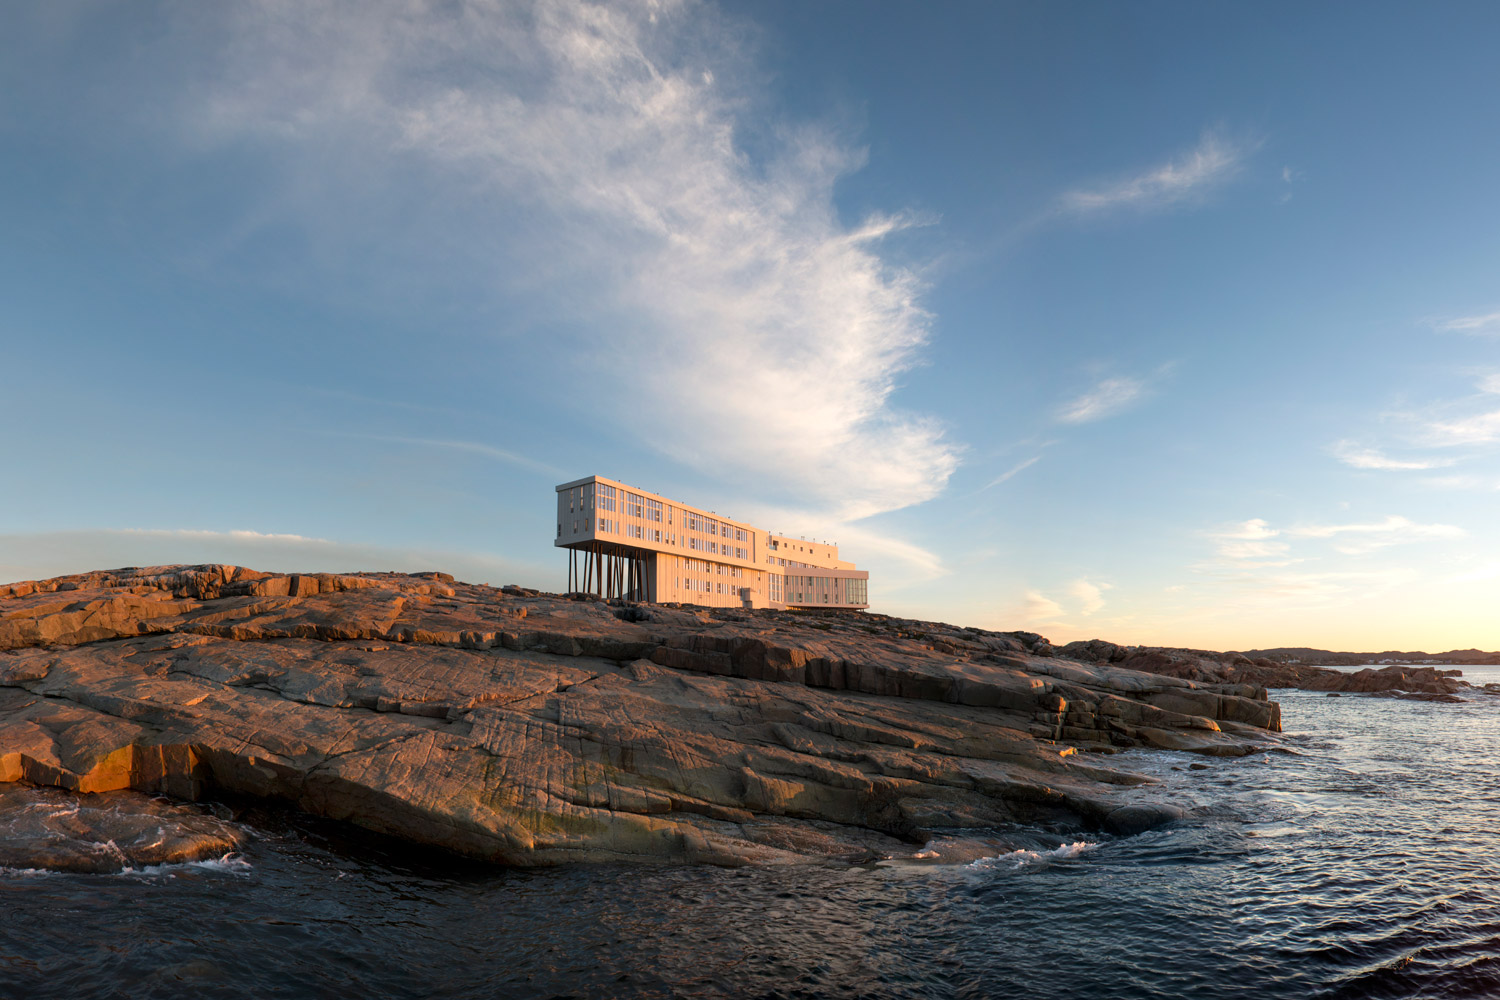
xmin=969 ymin=841 xmax=1098 ymax=870
xmin=121 ymin=852 xmax=253 ymax=877
xmin=3 ymin=852 xmax=255 ymax=878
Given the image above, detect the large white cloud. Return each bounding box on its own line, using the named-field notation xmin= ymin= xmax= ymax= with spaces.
xmin=193 ymin=0 xmax=959 ymax=522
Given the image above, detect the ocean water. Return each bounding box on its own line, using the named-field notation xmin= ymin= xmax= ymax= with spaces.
xmin=6 ymin=671 xmax=1500 ymax=1000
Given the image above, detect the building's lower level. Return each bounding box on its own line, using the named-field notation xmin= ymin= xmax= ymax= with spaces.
xmin=556 ymin=475 xmax=869 ymax=611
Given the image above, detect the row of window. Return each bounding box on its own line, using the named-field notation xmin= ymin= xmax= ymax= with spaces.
xmin=567 ymin=486 xmax=761 ymax=548
xmin=564 ymin=522 xmax=834 ymax=579
xmin=679 ymin=558 xmax=739 ymax=578
xmin=569 ymin=486 xmax=759 ymax=539
xmin=677 ymin=579 xmax=744 ymax=596
xmin=779 ymin=574 xmax=868 ymax=606
xmin=570 ymin=488 xmax=855 ymax=576
xmin=677 ymin=554 xmax=746 ymax=599
xmin=685 ymin=513 xmax=719 ymax=535
xmin=565 ymin=515 xmax=756 ymax=562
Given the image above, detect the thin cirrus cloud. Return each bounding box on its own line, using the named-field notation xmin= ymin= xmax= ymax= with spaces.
xmin=119 ymin=528 xmax=331 ymax=544
xmin=1434 ymin=311 xmax=1500 ymax=334
xmin=979 ymin=455 xmax=1043 ymax=491
xmin=1286 ymin=515 xmax=1464 ymax=556
xmin=1209 ymin=514 xmax=1462 ymax=560
xmin=1068 ymin=578 xmax=1112 ymax=615
xmin=188 ymin=0 xmax=959 ymax=523
xmin=1331 ymin=441 xmax=1455 ymax=471
xmin=337 ymin=433 xmax=565 ymax=478
xmin=1423 ymin=409 xmax=1500 ymax=447
xmin=1022 ymin=590 xmax=1066 ymax=621
xmin=1394 ymin=373 xmax=1500 ymax=448
xmin=1056 ymin=376 xmax=1146 ymax=424
xmin=1059 ymin=129 xmax=1258 ymax=214
xmin=1210 ymin=518 xmax=1291 ymax=562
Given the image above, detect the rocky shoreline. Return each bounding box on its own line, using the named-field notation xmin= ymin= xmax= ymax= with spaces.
xmin=1056 ymin=639 xmax=1475 ymax=699
xmin=3 ymin=565 xmax=1292 ymax=869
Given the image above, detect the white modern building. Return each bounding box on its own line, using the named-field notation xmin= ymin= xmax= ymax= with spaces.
xmin=555 ymin=475 xmax=869 ymax=610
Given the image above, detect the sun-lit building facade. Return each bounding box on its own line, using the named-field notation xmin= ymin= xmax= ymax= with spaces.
xmin=555 ymin=475 xmax=869 ymax=610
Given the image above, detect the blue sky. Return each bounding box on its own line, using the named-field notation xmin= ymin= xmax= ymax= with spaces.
xmin=4 ymin=1 xmax=1500 ymax=650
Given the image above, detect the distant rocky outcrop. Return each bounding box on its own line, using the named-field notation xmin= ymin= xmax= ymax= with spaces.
xmin=0 ymin=566 xmax=1284 ymax=867
xmin=1057 ymin=640 xmax=1470 ymax=697
xmin=1237 ymin=646 xmax=1500 ymax=667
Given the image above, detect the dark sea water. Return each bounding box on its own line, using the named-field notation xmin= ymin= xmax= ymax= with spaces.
xmin=7 ymin=669 xmax=1500 ymax=1000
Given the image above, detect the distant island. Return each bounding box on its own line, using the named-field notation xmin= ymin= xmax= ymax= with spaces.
xmin=1233 ymin=647 xmax=1500 ymax=666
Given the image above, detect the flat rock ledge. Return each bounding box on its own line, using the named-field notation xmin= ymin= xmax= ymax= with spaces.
xmin=0 ymin=566 xmax=1282 ymax=866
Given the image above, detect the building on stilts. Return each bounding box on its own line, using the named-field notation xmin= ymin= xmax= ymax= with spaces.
xmin=555 ymin=475 xmax=870 ymax=610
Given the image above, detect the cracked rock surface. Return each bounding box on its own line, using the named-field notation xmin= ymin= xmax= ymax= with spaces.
xmin=0 ymin=565 xmax=1282 ymax=865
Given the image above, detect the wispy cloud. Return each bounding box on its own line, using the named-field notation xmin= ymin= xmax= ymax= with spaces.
xmin=118 ymin=528 xmax=331 ymax=544
xmin=980 ymin=455 xmax=1042 ymax=491
xmin=1423 ymin=409 xmax=1500 ymax=447
xmin=1200 ymin=511 xmax=1462 ymax=572
xmin=1421 ymin=474 xmax=1500 ymax=491
xmin=1060 ymin=129 xmax=1257 ymax=214
xmin=349 ymin=433 xmax=563 ymax=477
xmin=1196 ymin=566 xmax=1420 ymax=612
xmin=1057 ymin=376 xmax=1145 ymax=424
xmin=1278 ymin=165 xmax=1300 ymax=203
xmin=1332 ymin=374 xmax=1500 ymax=472
xmin=190 ymin=0 xmax=958 ymax=522
xmin=1435 ymin=311 xmax=1500 ymax=335
xmin=731 ymin=500 xmax=949 ymax=587
xmin=1331 ymin=441 xmax=1455 ymax=471
xmin=1388 ymin=373 xmax=1500 ymax=448
xmin=1210 ymin=518 xmax=1291 ymax=561
xmin=1022 ymin=590 xmax=1065 ymax=621
xmin=1286 ymin=515 xmax=1464 ymax=555
xmin=1068 ymin=578 xmax=1112 ymax=615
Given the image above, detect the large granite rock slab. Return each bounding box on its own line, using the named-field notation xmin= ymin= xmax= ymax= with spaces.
xmin=0 ymin=566 xmax=1283 ymax=865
